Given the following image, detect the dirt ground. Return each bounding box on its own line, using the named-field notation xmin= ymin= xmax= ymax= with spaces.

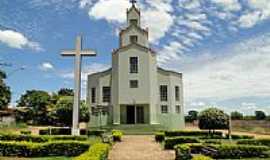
xmin=108 ymin=135 xmax=175 ymax=160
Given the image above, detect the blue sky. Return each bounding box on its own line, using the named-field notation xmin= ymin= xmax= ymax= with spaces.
xmin=1 ymin=0 xmax=270 ymax=115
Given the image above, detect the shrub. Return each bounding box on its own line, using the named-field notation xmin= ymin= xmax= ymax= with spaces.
xmin=87 ymin=130 xmax=106 ymax=137
xmin=175 ymin=143 xmax=270 ymax=159
xmin=237 ymin=139 xmax=270 ymax=147
xmin=208 ymin=144 xmax=269 ymax=159
xmin=20 ymin=130 xmax=31 ymax=135
xmin=155 ymin=132 xmax=165 ymax=142
xmin=203 ymin=140 xmax=221 ymax=145
xmin=192 ymin=155 xmax=213 ymax=160
xmin=112 ymin=130 xmax=123 ymax=142
xmin=0 ymin=141 xmax=90 ymax=157
xmin=175 ymin=144 xmax=192 ymax=160
xmin=0 ymin=133 xmax=88 ymax=142
xmin=164 ymin=137 xmax=200 ymax=149
xmin=227 ymin=134 xmax=254 ymax=139
xmin=164 ymin=131 xmax=223 ymax=137
xmin=74 ymin=143 xmax=110 ymax=160
xmin=39 ymin=128 xmax=71 ymax=135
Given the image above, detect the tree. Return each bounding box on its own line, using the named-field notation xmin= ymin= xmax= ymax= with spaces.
xmin=198 ymin=108 xmax=229 ymax=134
xmin=17 ymin=90 xmax=51 ymax=124
xmin=57 ymin=88 xmax=74 ymax=96
xmin=188 ymin=110 xmax=198 ymax=122
xmin=255 ymin=111 xmax=266 ymax=120
xmin=0 ymin=70 xmax=11 ymax=110
xmin=54 ymin=96 xmax=90 ymax=126
xmin=231 ymin=111 xmax=244 ymax=120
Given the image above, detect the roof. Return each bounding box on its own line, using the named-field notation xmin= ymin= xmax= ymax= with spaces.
xmin=87 ymin=68 xmax=112 ymax=77
xmin=158 ymin=67 xmax=182 ymax=77
xmin=127 ymin=5 xmax=140 ymax=15
xmin=112 ymin=43 xmax=156 ymax=55
xmin=119 ymin=24 xmax=148 ymax=37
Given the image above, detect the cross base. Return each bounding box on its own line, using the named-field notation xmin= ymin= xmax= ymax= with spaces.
xmin=72 ymin=128 xmax=80 ymax=136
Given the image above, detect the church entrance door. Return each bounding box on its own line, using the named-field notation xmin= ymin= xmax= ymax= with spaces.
xmin=136 ymin=106 xmax=144 ymax=124
xmin=126 ymin=105 xmax=135 ymax=124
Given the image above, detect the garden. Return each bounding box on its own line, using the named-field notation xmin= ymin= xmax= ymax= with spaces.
xmin=0 ymin=129 xmax=123 ymax=160
xmin=155 ymin=108 xmax=270 ymax=160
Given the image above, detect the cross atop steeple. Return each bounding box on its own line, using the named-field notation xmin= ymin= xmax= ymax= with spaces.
xmin=130 ymin=0 xmax=137 ymax=6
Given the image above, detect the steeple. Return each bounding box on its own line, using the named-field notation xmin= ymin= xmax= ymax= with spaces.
xmin=127 ymin=0 xmax=141 ymax=27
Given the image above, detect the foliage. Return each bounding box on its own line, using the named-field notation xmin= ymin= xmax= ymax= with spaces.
xmin=164 ymin=137 xmax=200 ymax=149
xmin=87 ymin=130 xmax=106 ymax=137
xmin=155 ymin=132 xmax=165 ymax=142
xmin=255 ymin=111 xmax=267 ymax=120
xmin=164 ymin=130 xmax=223 ymax=137
xmin=20 ymin=130 xmax=31 ymax=135
xmin=198 ymin=108 xmax=229 ymax=132
xmin=175 ymin=143 xmax=270 ymax=160
xmin=58 ymin=88 xmax=74 ymax=97
xmin=175 ymin=144 xmax=192 ymax=160
xmin=0 ymin=133 xmax=88 ymax=142
xmin=55 ymin=96 xmax=73 ymax=126
xmin=0 ymin=70 xmax=11 ymax=110
xmin=80 ymin=100 xmax=90 ymax=122
xmin=231 ymin=111 xmax=244 ymax=120
xmin=237 ymin=139 xmax=270 ymax=147
xmin=0 ymin=141 xmax=90 ymax=157
xmin=192 ymin=155 xmax=213 ymax=160
xmin=112 ymin=130 xmax=123 ymax=142
xmin=74 ymin=143 xmax=110 ymax=160
xmin=16 ymin=90 xmax=51 ymax=124
xmin=187 ymin=110 xmax=199 ymax=122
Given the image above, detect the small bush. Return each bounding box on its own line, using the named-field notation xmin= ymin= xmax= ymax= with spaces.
xmin=20 ymin=130 xmax=31 ymax=135
xmin=208 ymin=144 xmax=269 ymax=159
xmin=155 ymin=132 xmax=165 ymax=142
xmin=165 ymin=131 xmax=223 ymax=137
xmin=164 ymin=137 xmax=200 ymax=149
xmin=203 ymin=140 xmax=221 ymax=145
xmin=227 ymin=134 xmax=254 ymax=139
xmin=74 ymin=143 xmax=110 ymax=160
xmin=237 ymin=139 xmax=270 ymax=147
xmin=175 ymin=144 xmax=192 ymax=160
xmin=192 ymin=155 xmax=213 ymax=160
xmin=87 ymin=130 xmax=106 ymax=137
xmin=0 ymin=133 xmax=88 ymax=142
xmin=112 ymin=130 xmax=123 ymax=142
xmin=39 ymin=128 xmax=71 ymax=135
xmin=0 ymin=141 xmax=90 ymax=157
xmin=175 ymin=143 xmax=270 ymax=159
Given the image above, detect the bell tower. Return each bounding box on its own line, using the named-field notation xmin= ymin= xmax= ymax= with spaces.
xmin=119 ymin=0 xmax=149 ymax=48
xmin=127 ymin=1 xmax=141 ymax=27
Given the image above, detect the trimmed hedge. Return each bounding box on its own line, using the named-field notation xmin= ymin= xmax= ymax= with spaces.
xmin=112 ymin=130 xmax=123 ymax=142
xmin=87 ymin=130 xmax=106 ymax=137
xmin=165 ymin=131 xmax=223 ymax=137
xmin=237 ymin=139 xmax=270 ymax=147
xmin=227 ymin=134 xmax=254 ymax=139
xmin=155 ymin=132 xmax=165 ymax=142
xmin=192 ymin=155 xmax=213 ymax=160
xmin=164 ymin=137 xmax=200 ymax=149
xmin=39 ymin=128 xmax=71 ymax=135
xmin=0 ymin=141 xmax=90 ymax=157
xmin=0 ymin=133 xmax=88 ymax=142
xmin=175 ymin=143 xmax=270 ymax=159
xmin=74 ymin=143 xmax=110 ymax=160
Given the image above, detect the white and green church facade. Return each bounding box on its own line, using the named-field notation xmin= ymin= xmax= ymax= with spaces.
xmin=87 ymin=4 xmax=184 ymax=130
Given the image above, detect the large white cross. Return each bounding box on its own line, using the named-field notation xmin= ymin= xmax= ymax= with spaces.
xmin=61 ymin=35 xmax=96 ymax=136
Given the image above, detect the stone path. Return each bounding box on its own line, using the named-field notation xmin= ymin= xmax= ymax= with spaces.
xmin=108 ymin=135 xmax=175 ymax=160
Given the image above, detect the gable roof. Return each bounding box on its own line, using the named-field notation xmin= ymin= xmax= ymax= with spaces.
xmin=112 ymin=43 xmax=156 ymax=55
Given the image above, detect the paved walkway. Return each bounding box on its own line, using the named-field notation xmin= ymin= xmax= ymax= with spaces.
xmin=108 ymin=135 xmax=175 ymax=160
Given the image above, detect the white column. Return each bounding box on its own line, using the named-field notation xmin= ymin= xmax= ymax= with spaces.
xmin=72 ymin=36 xmax=82 ymax=136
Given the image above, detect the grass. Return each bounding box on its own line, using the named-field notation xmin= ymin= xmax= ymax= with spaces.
xmin=0 ymin=157 xmax=72 ymax=160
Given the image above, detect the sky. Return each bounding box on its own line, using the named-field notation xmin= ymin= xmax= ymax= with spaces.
xmin=1 ymin=0 xmax=270 ymax=115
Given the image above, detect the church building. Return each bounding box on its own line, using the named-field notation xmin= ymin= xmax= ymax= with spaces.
xmin=87 ymin=2 xmax=184 ymax=130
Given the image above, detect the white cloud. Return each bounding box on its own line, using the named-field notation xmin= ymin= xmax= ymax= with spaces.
xmin=160 ymin=33 xmax=270 ymax=103
xmin=211 ymin=0 xmax=242 ymax=12
xmin=39 ymin=62 xmax=54 ymax=71
xmin=0 ymin=29 xmax=43 ymax=51
xmin=87 ymin=0 xmax=174 ymax=43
